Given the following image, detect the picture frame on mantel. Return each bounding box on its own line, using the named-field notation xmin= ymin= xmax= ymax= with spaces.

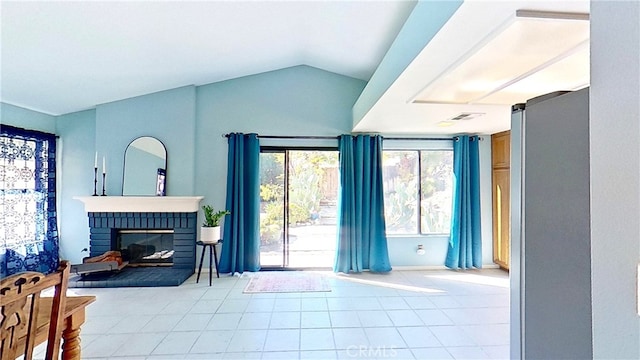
xmin=156 ymin=168 xmax=166 ymax=196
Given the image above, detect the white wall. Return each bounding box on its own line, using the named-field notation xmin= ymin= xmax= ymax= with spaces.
xmin=590 ymin=1 xmax=640 ymax=358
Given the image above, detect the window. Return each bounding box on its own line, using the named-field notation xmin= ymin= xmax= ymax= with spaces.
xmin=1 ymin=125 xmax=59 ymax=276
xmin=382 ymin=146 xmax=453 ymax=235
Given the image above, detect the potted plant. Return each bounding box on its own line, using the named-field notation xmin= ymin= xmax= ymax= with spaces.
xmin=201 ymin=205 xmax=230 ymax=244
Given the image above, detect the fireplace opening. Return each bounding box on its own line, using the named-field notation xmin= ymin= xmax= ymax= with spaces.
xmin=115 ymin=229 xmax=174 ymax=266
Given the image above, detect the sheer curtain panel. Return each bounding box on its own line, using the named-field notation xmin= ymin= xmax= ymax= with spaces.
xmin=1 ymin=125 xmax=59 ymax=277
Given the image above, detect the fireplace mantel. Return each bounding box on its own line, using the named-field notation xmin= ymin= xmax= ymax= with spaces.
xmin=74 ymin=196 xmax=204 ymax=213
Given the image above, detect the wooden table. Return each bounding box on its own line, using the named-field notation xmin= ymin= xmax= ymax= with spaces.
xmin=25 ymin=295 xmax=96 ymax=360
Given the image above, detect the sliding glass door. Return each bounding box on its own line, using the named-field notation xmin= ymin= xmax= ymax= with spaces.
xmin=259 ymin=149 xmax=338 ymax=269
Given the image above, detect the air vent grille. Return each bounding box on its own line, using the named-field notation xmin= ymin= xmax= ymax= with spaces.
xmin=449 ymin=112 xmax=485 ymax=121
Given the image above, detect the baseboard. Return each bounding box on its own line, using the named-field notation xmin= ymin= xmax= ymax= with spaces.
xmin=200 ymin=264 xmax=502 ymax=273
xmin=392 ymin=264 xmax=501 ymax=271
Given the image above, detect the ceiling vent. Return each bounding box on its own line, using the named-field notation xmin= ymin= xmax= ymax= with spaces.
xmin=449 ymin=112 xmax=485 ymax=121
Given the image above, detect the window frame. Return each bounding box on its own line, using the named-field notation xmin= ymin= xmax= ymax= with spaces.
xmin=258 ymin=144 xmax=340 ymax=269
xmin=382 ymin=139 xmax=454 ymax=237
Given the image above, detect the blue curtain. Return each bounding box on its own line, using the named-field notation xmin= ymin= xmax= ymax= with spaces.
xmin=219 ymin=133 xmax=261 ymax=274
xmin=334 ymin=135 xmax=391 ymax=273
xmin=445 ymin=135 xmax=482 ymax=270
xmin=1 ymin=125 xmax=59 ymax=277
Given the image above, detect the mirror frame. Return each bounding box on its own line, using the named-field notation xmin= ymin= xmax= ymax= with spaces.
xmin=122 ymin=136 xmax=167 ymax=196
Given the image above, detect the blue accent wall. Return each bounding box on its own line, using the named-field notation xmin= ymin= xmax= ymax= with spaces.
xmin=52 ymin=66 xmax=365 ymax=267
xmin=95 ymin=86 xmax=197 ymax=197
xmin=56 ymin=109 xmax=96 ymax=264
xmin=194 ymin=65 xmax=366 ymax=212
xmin=1 ymin=103 xmax=56 ymax=132
xmin=4 ymin=65 xmax=493 ymax=269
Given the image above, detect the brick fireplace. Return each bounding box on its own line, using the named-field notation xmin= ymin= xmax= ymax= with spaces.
xmin=73 ymin=196 xmax=203 ymax=287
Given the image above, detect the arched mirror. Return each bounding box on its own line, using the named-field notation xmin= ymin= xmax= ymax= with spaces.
xmin=122 ymin=136 xmax=167 ymax=196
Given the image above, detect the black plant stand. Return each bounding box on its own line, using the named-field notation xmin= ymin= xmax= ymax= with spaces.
xmin=196 ymin=240 xmax=221 ymax=286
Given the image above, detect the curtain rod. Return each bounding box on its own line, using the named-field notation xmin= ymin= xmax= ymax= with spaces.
xmin=222 ymin=133 xmax=457 ymax=141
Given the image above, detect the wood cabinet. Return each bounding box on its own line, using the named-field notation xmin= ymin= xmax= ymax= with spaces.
xmin=491 ymin=131 xmax=510 ymax=270
xmin=492 ymin=131 xmax=510 ymax=167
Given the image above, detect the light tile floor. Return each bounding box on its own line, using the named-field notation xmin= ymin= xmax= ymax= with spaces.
xmin=43 ymin=269 xmax=510 ymax=360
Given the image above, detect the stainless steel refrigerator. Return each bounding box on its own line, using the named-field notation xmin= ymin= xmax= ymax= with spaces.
xmin=510 ymin=88 xmax=592 ymax=359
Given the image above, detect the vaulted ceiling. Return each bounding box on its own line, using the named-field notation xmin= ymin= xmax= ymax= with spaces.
xmin=1 ymin=1 xmax=590 ymax=135
xmin=1 ymin=1 xmax=415 ymax=116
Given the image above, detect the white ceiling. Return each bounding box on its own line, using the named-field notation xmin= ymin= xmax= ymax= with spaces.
xmin=354 ymin=0 xmax=590 ymax=135
xmin=1 ymin=0 xmax=415 ymax=115
xmin=1 ymin=0 xmax=590 ymax=135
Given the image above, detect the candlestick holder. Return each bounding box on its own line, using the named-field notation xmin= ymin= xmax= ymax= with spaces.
xmin=101 ymin=173 xmax=107 ymax=196
xmin=92 ymin=167 xmax=98 ymax=196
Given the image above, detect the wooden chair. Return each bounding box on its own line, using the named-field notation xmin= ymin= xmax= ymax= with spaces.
xmin=1 ymin=260 xmax=70 ymax=360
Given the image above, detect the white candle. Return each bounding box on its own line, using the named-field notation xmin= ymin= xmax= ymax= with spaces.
xmin=94 ymin=152 xmax=98 ymax=168
xmin=102 ymin=157 xmax=106 ymax=174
